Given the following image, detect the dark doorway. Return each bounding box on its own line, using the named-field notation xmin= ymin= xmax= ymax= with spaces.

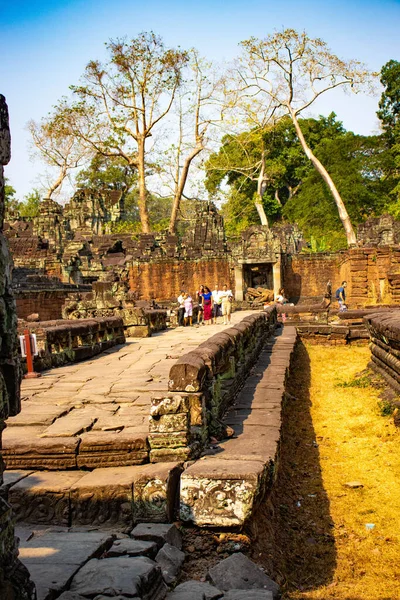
xmin=243 ymin=262 xmax=273 ymax=290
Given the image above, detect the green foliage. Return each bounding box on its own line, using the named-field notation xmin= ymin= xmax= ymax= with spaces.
xmin=377 ymin=399 xmax=395 ymax=417
xmin=377 ymin=60 xmax=400 ymax=213
xmin=335 ymin=374 xmax=372 ymax=388
xmin=208 ymin=113 xmax=390 ymax=247
xmin=18 ymin=190 xmax=41 ymax=219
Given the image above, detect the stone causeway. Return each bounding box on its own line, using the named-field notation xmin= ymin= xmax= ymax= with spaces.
xmin=2 ymin=311 xmax=297 ymax=599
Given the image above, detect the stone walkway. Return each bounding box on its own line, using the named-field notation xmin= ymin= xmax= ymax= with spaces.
xmin=3 ymin=313 xmax=254 ymax=471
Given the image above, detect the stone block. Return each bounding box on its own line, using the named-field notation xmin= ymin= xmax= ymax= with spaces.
xmin=155 ymin=542 xmax=185 ymax=584
xmin=107 ymin=538 xmax=158 ymax=559
xmin=132 ymin=462 xmax=183 ymax=523
xmin=69 ymin=556 xmax=167 ymax=600
xmin=224 ymin=591 xmax=274 ymax=600
xmin=77 ymin=429 xmax=149 ymax=468
xmin=150 ymin=445 xmax=200 ymax=463
xmin=2 ymin=430 xmax=80 ymax=470
xmin=41 ymin=410 xmax=96 ymax=437
xmin=150 ymin=394 xmax=190 ymax=416
xmin=180 ymin=459 xmax=267 ymax=527
xmin=149 ymin=412 xmax=189 ymax=434
xmin=148 ymin=432 xmax=190 ymax=449
xmin=208 ymin=553 xmax=280 ymax=598
xmin=130 ymin=522 xmax=182 ymax=550
xmin=70 ymin=466 xmax=136 ymax=527
xmin=5 ymin=403 xmax=69 ymax=427
xmin=166 ymin=580 xmax=223 ymax=599
xmin=9 ymin=471 xmax=85 ymax=525
xmin=168 ymin=353 xmax=207 ymax=392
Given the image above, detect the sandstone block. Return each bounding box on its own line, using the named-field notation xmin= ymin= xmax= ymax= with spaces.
xmin=69 ymin=556 xmax=167 ymax=600
xmin=149 ymin=412 xmax=189 ymax=433
xmin=107 ymin=538 xmax=158 ymax=559
xmin=208 ymin=553 xmax=280 ymax=598
xmin=130 ymin=522 xmax=182 ymax=550
xmin=9 ymin=471 xmax=85 ymax=525
xmin=155 ymin=542 xmax=185 ymax=584
xmin=166 ymin=580 xmax=223 ymax=599
xmin=180 ymin=459 xmax=267 ymax=527
xmin=168 ymin=353 xmax=207 ymax=392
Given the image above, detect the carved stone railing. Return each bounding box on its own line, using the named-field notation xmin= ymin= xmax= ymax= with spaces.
xmin=364 ymin=310 xmax=400 ymax=393
xmin=18 ymin=317 xmax=125 ymax=371
xmin=148 ymin=308 xmax=277 ymax=462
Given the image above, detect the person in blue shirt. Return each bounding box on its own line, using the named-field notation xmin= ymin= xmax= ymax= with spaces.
xmin=335 ymin=281 xmax=347 ymax=310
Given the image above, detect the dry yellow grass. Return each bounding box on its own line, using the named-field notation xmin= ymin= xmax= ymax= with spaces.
xmin=287 ymin=344 xmax=400 ymax=600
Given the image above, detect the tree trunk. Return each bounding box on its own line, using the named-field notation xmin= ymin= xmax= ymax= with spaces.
xmin=255 ymin=201 xmax=269 ymax=226
xmin=256 ymin=158 xmax=269 ymax=227
xmin=289 ymin=108 xmax=357 ymax=247
xmin=168 ymin=146 xmax=203 ymax=234
xmin=137 ymin=138 xmax=151 ymax=233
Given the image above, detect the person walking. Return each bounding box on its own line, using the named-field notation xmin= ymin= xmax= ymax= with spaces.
xmin=183 ymin=292 xmax=193 ymax=326
xmin=212 ymin=284 xmax=222 ymax=324
xmin=196 ymin=285 xmax=205 ymax=325
xmin=335 ymin=281 xmax=347 ymax=311
xmin=220 ymin=284 xmax=233 ymax=325
xmin=177 ymin=290 xmax=185 ymax=326
xmin=202 ymin=286 xmax=213 ymax=325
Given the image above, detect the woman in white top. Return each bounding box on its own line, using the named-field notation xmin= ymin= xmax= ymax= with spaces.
xmin=220 ymin=284 xmax=233 ymax=325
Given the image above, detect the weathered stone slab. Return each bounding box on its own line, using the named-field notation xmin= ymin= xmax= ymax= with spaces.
xmin=69 ymin=556 xmax=167 ymax=600
xmin=3 ymin=433 xmax=80 ymax=469
xmin=5 ymin=403 xmax=69 ymax=426
xmin=208 ymin=553 xmax=280 ymax=598
xmin=0 ymin=470 xmax=34 ymax=498
xmin=155 ymin=542 xmax=185 ymax=584
xmin=180 ymin=459 xmax=266 ymax=526
xmin=216 ymin=431 xmax=279 ymax=463
xmin=9 ymin=472 xmax=85 ymax=525
xmin=70 ymin=466 xmax=136 ymax=527
xmin=130 ymin=523 xmax=182 ymax=550
xmin=166 ymin=580 xmax=223 ymax=599
xmin=107 ymin=538 xmax=158 ymax=559
xmin=41 ymin=410 xmax=96 ymax=437
xmin=168 ymin=353 xmax=207 ymax=392
xmin=224 ymin=591 xmax=274 ymax=600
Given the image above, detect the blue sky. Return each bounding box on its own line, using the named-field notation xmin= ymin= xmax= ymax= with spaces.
xmin=1 ymin=0 xmax=400 ymax=199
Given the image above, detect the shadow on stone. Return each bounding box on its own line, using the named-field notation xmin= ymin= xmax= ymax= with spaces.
xmin=247 ymin=341 xmax=337 ymax=595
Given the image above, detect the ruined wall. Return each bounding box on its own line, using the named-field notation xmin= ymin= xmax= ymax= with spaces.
xmin=0 ymin=96 xmax=35 ymax=599
xmin=128 ymin=258 xmax=233 ymax=301
xmin=15 ymin=290 xmax=70 ymax=320
xmin=283 ymin=253 xmax=344 ymax=302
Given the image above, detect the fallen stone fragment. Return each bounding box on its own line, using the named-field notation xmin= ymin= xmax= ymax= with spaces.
xmin=107 ymin=538 xmax=158 ymax=559
xmin=166 ymin=580 xmax=223 ymax=599
xmin=131 ymin=523 xmax=182 ymax=550
xmin=224 ymin=590 xmax=274 ymax=599
xmin=208 ymin=553 xmax=280 ymax=598
xmin=344 ymin=481 xmax=364 ymax=489
xmin=69 ymin=556 xmax=167 ymax=599
xmin=155 ymin=542 xmax=185 ymax=584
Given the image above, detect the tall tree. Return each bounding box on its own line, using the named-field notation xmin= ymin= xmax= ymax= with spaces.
xmin=377 ymin=60 xmax=400 ymax=214
xmin=70 ymin=32 xmax=188 ymax=233
xmin=163 ymin=50 xmax=225 ymax=234
xmin=27 ymin=100 xmax=88 ymax=199
xmin=236 ymin=29 xmax=376 ymax=246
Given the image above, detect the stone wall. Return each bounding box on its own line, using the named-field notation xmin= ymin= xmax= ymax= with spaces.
xmin=283 ymin=253 xmax=344 ymax=303
xmin=19 ymin=316 xmax=125 ymax=372
xmin=0 ymin=95 xmax=35 ymax=599
xmin=128 ymin=258 xmax=232 ymax=301
xmin=148 ymin=308 xmax=277 ymax=463
xmin=364 ymin=310 xmax=400 ymax=393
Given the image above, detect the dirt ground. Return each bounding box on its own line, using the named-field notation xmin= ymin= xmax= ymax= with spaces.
xmin=180 ymin=342 xmax=400 ymax=600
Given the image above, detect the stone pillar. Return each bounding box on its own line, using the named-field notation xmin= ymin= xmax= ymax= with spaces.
xmin=234 ymin=265 xmax=243 ymax=302
xmin=273 ymin=255 xmax=282 ymax=300
xmin=0 ymin=95 xmax=36 ymax=600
